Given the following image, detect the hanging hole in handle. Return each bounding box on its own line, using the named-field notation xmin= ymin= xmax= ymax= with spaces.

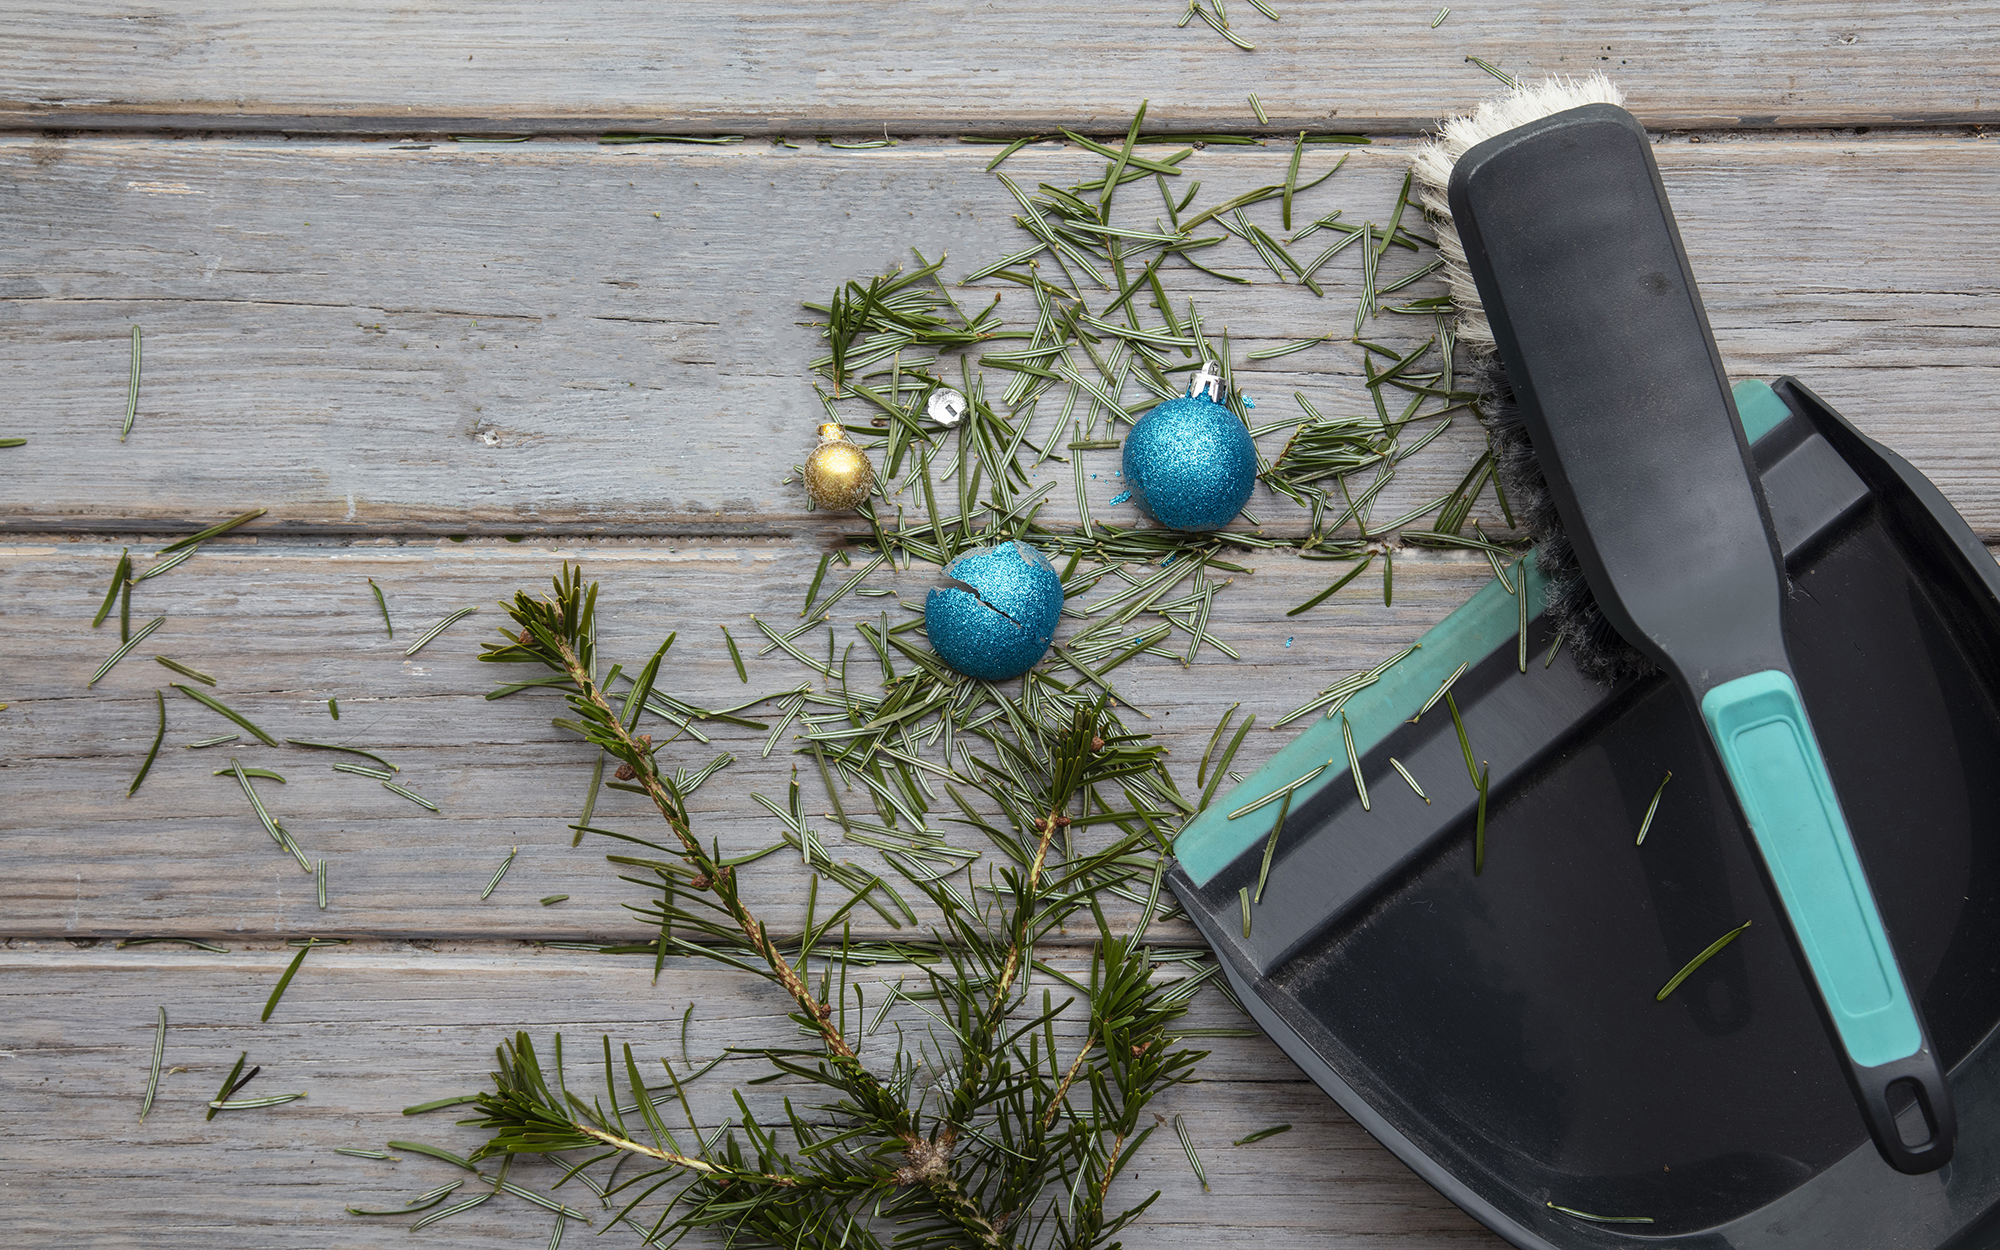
xmin=1887 ymin=1077 xmax=1937 ymax=1149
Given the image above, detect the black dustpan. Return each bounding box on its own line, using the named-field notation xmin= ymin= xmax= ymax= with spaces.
xmin=1170 ymin=378 xmax=2000 ymax=1248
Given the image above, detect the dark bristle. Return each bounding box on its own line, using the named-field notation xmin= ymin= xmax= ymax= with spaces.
xmin=1467 ymin=359 xmax=1656 ymax=685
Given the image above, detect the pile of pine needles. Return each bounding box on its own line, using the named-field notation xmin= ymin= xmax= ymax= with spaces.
xmin=421 ymin=103 xmax=1513 ymax=1248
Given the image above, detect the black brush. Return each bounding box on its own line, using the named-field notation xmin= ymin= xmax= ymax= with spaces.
xmin=1413 ymin=76 xmax=1652 ymax=682
xmin=1413 ymin=80 xmax=1955 ymax=1174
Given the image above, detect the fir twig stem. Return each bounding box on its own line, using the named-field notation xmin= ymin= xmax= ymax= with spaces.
xmin=543 ymin=624 xmax=859 ymax=1065
xmin=571 ymin=1123 xmax=799 ymax=1186
xmin=1043 ymin=1032 xmax=1098 ymax=1131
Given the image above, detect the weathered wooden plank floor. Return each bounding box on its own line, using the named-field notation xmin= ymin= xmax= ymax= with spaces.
xmin=6 ymin=5 xmax=1999 ymax=1247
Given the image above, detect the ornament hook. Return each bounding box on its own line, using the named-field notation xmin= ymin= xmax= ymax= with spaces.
xmin=1189 ymin=361 xmax=1226 ymax=403
xmin=927 ymin=388 xmax=968 ymax=427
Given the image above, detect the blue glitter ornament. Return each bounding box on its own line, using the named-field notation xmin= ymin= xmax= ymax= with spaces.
xmin=925 ymin=541 xmax=1064 ymax=680
xmin=1121 ymin=363 xmax=1257 ymax=531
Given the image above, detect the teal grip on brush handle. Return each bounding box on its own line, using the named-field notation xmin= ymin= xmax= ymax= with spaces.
xmin=1703 ymin=670 xmax=1953 ymax=1171
xmin=1702 ymin=670 xmax=1918 ymax=1065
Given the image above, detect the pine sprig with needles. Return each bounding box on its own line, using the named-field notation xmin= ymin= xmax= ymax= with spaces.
xmin=460 ymin=566 xmax=1207 ymax=1249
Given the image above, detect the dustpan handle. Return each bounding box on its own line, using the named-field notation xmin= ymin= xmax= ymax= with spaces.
xmin=1703 ymin=670 xmax=1955 ymax=1172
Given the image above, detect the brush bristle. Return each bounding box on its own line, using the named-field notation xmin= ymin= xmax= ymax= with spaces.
xmin=1412 ymin=75 xmax=1651 ymax=683
xmin=1411 ymin=74 xmax=1626 ymax=358
xmin=1464 ymin=357 xmax=1660 ymax=684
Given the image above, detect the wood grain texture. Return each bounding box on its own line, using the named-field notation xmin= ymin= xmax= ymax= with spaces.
xmin=0 ymin=538 xmax=1498 ymax=939
xmin=0 ymin=943 xmax=1500 ymax=1247
xmin=2 ymin=2 xmax=1996 ymax=134
xmin=3 ymin=135 xmax=1998 ymax=537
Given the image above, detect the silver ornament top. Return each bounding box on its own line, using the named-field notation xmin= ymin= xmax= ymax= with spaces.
xmin=1189 ymin=361 xmax=1226 ymax=404
xmin=927 ymin=388 xmax=968 ymax=427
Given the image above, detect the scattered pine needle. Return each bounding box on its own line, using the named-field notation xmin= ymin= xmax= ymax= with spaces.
xmin=129 ymin=689 xmax=166 ymax=796
xmin=368 ymin=578 xmax=394 ymax=638
xmin=262 ymin=941 xmax=324 ymax=1021
xmin=1233 ymin=1124 xmax=1291 ymax=1145
xmin=139 ymin=1005 xmax=166 ymax=1121
xmin=482 ymin=846 xmax=520 ymax=899
xmin=159 ymin=507 xmax=266 ymax=556
xmin=121 ymin=325 xmax=141 ymax=442
xmin=174 ymin=684 xmax=278 ymax=746
xmin=1635 ymin=771 xmax=1673 ymax=846
xmin=382 ymin=780 xmax=440 ymax=811
xmin=287 ymin=739 xmax=398 ymax=772
xmin=1173 ymin=1114 xmax=1209 ymax=1190
xmin=209 ymin=1092 xmax=306 ymax=1110
xmin=205 ymin=1050 xmax=252 ymax=1122
xmin=1657 ymin=921 xmax=1751 ymax=1002
xmin=153 ymin=655 xmax=215 ymax=685
xmin=1548 ymin=1201 xmax=1654 ymax=1225
xmin=404 ymin=606 xmax=479 ymax=657
xmin=1466 ymin=54 xmax=1518 ymax=88
xmin=90 ymin=616 xmax=164 ymax=686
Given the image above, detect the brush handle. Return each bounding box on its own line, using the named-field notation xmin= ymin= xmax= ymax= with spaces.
xmin=1449 ymin=101 xmax=1957 ymax=1173
xmin=1703 ymin=671 xmax=1954 ymax=1172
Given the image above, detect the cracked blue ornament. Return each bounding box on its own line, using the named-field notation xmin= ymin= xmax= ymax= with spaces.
xmin=924 ymin=541 xmax=1064 ymax=680
xmin=1121 ymin=363 xmax=1257 ymax=531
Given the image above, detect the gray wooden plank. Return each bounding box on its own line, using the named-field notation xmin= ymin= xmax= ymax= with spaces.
xmin=1 ymin=538 xmax=1497 ymax=939
xmin=3 ymin=135 xmax=1998 ymax=537
xmin=0 ymin=133 xmax=1467 ymax=540
xmin=0 ymin=942 xmax=1500 ymax=1247
xmin=2 ymin=2 xmax=1996 ymax=133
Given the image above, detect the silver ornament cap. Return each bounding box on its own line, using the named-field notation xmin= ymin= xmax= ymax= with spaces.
xmin=927 ymin=388 xmax=968 ymax=427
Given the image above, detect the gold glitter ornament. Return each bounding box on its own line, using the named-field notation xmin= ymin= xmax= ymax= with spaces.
xmin=802 ymin=422 xmax=876 ymax=511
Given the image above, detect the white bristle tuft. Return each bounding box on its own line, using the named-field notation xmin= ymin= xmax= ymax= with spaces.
xmin=1411 ymin=74 xmax=1625 ymax=355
